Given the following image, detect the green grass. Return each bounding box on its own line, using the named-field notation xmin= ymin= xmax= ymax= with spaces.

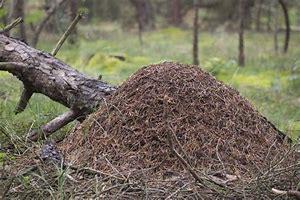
xmin=0 ymin=24 xmax=299 ymax=145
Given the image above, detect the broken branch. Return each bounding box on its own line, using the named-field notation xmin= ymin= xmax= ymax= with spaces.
xmin=0 ymin=62 xmax=26 ymax=72
xmin=28 ymin=110 xmax=81 ymax=141
xmin=51 ymin=13 xmax=83 ymax=56
xmin=15 ymin=87 xmax=33 ymax=114
xmin=0 ymin=17 xmax=23 ymax=34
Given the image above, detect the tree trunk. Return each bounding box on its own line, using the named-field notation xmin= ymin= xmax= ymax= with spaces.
xmin=273 ymin=3 xmax=279 ymax=54
xmin=130 ymin=0 xmax=155 ymax=32
xmin=68 ymin=0 xmax=78 ymax=44
xmin=32 ymin=0 xmax=67 ymax=47
xmin=192 ymin=2 xmax=199 ymax=65
xmin=8 ymin=0 xmax=27 ymax=42
xmin=278 ymin=0 xmax=290 ymax=53
xmin=170 ymin=0 xmax=182 ymax=26
xmin=255 ymin=0 xmax=262 ymax=31
xmin=238 ymin=0 xmax=246 ymax=67
xmin=266 ymin=3 xmax=272 ymax=31
xmin=44 ymin=0 xmax=58 ymax=33
xmin=0 ymin=34 xmax=115 ymax=140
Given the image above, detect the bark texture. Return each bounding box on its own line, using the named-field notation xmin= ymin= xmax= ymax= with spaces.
xmin=0 ymin=34 xmax=116 ymax=140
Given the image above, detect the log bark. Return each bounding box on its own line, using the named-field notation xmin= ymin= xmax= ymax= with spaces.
xmin=0 ymin=34 xmax=116 ymax=140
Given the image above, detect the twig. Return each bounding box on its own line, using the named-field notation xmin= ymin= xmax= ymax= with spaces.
xmin=216 ymin=138 xmax=226 ymax=172
xmin=70 ymin=166 xmax=125 ymax=182
xmin=169 ymin=125 xmax=192 ymax=165
xmin=1 ymin=177 xmax=14 ymax=199
xmin=28 ymin=109 xmax=80 ymax=141
xmin=51 ymin=13 xmax=83 ymax=56
xmin=165 ymin=182 xmax=189 ymax=199
xmin=104 ymin=157 xmax=126 ymax=180
xmin=99 ymin=184 xmax=128 ymax=195
xmin=0 ymin=17 xmax=23 ymax=34
xmin=166 ymin=132 xmax=203 ymax=184
xmin=167 ymin=132 xmax=238 ymax=195
xmin=260 ymin=145 xmax=295 ymax=179
xmin=0 ymin=164 xmax=38 ymax=198
xmin=15 ymin=87 xmax=33 ymax=114
xmin=272 ymin=188 xmax=300 ymax=199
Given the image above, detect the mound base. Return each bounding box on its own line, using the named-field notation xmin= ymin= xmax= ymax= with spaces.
xmin=59 ymin=62 xmax=298 ymax=198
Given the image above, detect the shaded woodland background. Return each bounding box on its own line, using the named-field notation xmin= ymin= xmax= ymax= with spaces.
xmin=0 ymin=0 xmax=299 ymax=143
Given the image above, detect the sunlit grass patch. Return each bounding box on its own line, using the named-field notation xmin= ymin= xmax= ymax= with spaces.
xmin=232 ymin=73 xmax=273 ymax=89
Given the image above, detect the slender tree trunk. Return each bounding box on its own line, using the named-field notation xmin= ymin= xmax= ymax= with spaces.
xmin=238 ymin=0 xmax=246 ymax=67
xmin=32 ymin=0 xmax=67 ymax=47
xmin=44 ymin=0 xmax=58 ymax=33
xmin=8 ymin=0 xmax=27 ymax=42
xmin=267 ymin=3 xmax=272 ymax=31
xmin=297 ymin=4 xmax=300 ymax=26
xmin=278 ymin=0 xmax=290 ymax=53
xmin=170 ymin=0 xmax=182 ymax=26
xmin=138 ymin=22 xmax=143 ymax=46
xmin=255 ymin=0 xmax=263 ymax=31
xmin=68 ymin=0 xmax=78 ymax=44
xmin=192 ymin=1 xmax=199 ymax=65
xmin=130 ymin=0 xmax=155 ymax=31
xmin=273 ymin=3 xmax=279 ymax=54
xmin=130 ymin=0 xmax=155 ymax=46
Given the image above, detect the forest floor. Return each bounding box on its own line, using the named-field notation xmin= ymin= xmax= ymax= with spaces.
xmin=0 ymin=24 xmax=300 ymax=199
xmin=0 ymin=24 xmax=299 ymax=145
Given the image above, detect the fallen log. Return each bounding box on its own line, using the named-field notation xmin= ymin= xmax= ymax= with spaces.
xmin=0 ymin=34 xmax=116 ymax=141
